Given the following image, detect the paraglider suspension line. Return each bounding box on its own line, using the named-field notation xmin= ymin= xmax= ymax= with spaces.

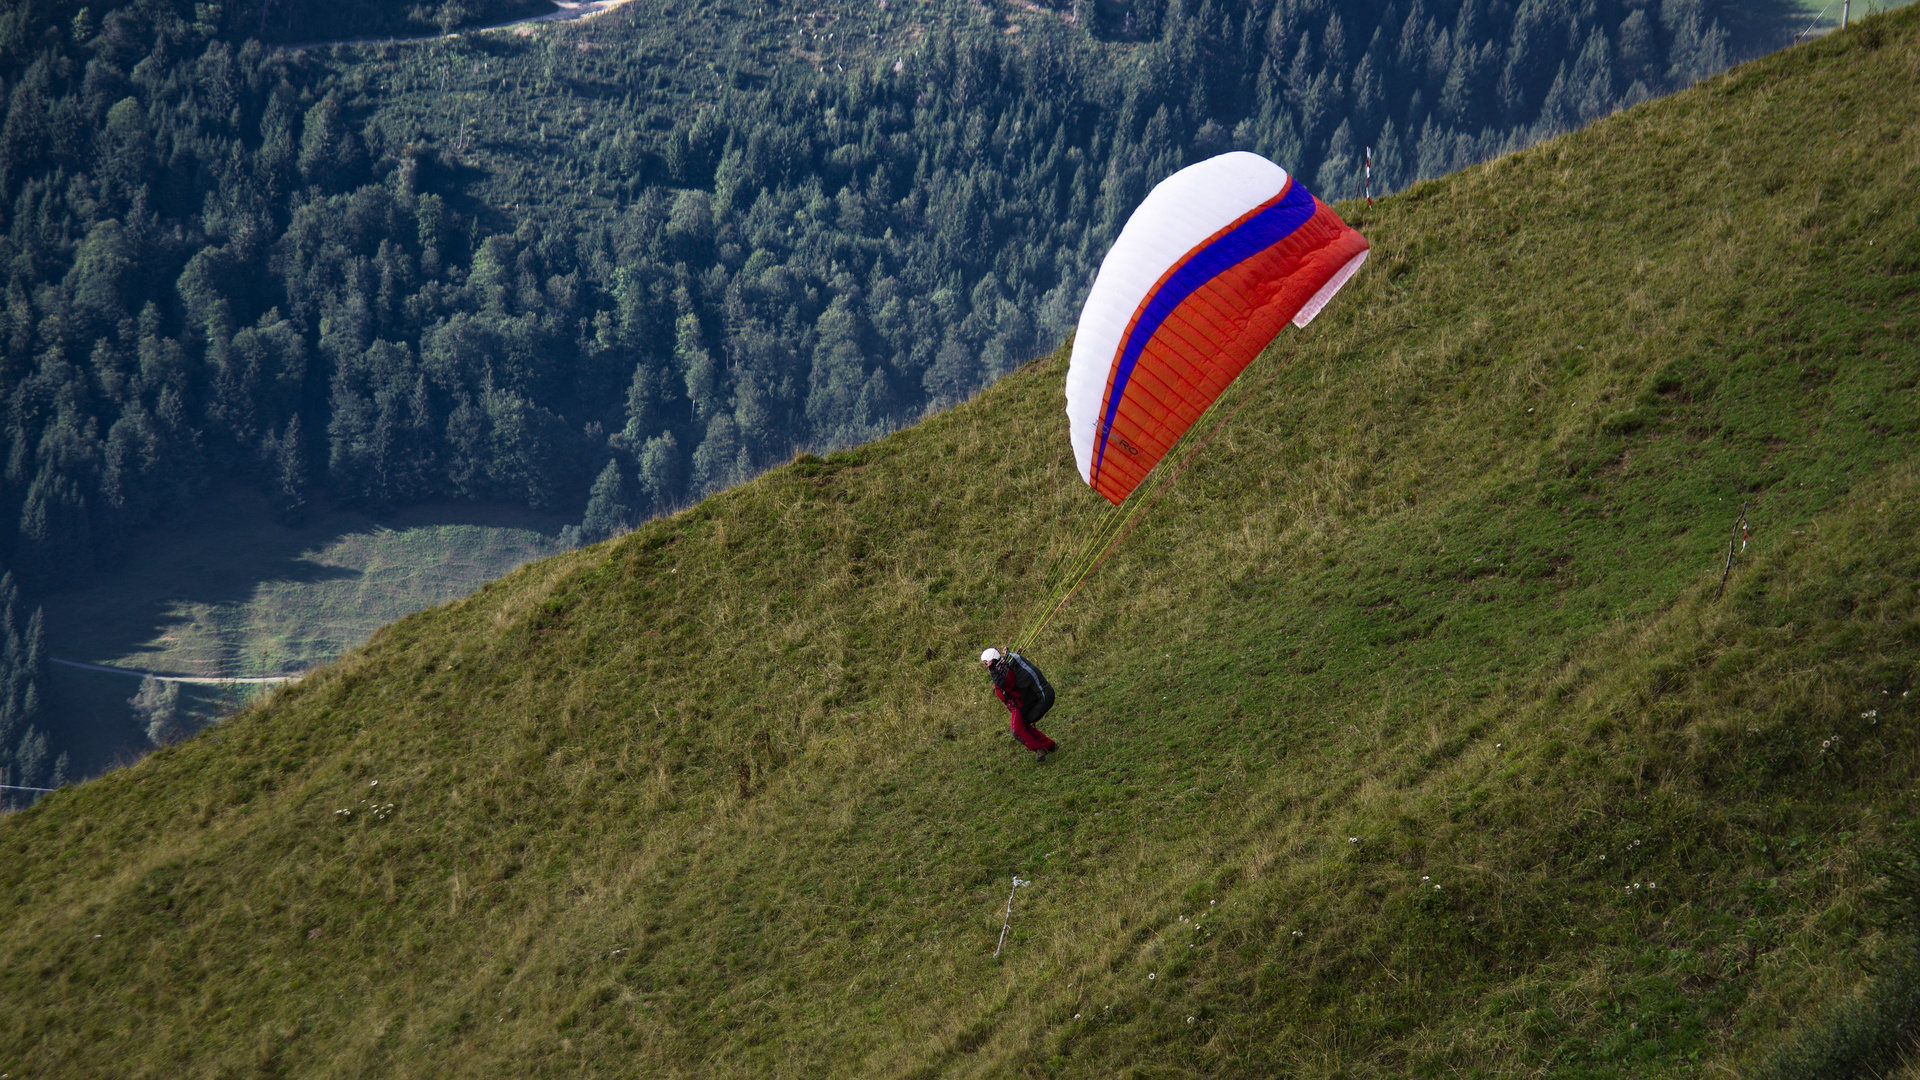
xmin=1010 ymin=368 xmax=1275 ymax=654
xmin=1005 ymin=321 xmax=1409 ymax=654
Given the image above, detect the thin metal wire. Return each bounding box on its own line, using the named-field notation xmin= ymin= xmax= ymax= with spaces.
xmin=1795 ymin=0 xmax=1838 ymax=39
xmin=1011 ymin=368 xmax=1271 ymax=653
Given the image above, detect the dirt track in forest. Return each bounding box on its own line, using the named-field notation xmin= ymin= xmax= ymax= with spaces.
xmin=285 ymin=0 xmax=639 ymax=50
xmin=50 ymin=658 xmax=300 ymax=686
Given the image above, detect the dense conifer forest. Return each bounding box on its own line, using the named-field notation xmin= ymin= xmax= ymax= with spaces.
xmin=0 ymin=0 xmax=1785 ymax=796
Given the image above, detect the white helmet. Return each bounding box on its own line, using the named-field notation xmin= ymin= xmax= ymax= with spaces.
xmin=980 ymin=647 xmax=1002 ymax=663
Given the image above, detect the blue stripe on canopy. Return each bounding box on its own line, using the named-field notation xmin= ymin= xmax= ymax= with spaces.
xmin=1092 ymin=180 xmax=1319 ymax=483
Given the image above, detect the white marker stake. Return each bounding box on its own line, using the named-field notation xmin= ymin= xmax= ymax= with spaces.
xmin=994 ymin=876 xmax=1032 ymax=958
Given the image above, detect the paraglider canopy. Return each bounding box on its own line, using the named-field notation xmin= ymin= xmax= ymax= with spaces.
xmin=1065 ymin=152 xmax=1369 ymax=504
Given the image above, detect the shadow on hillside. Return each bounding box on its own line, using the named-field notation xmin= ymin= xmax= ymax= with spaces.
xmin=39 ymin=481 xmax=576 ymax=780
xmin=43 ymin=483 xmax=573 ymax=667
xmin=42 ymin=665 xmax=255 ymax=783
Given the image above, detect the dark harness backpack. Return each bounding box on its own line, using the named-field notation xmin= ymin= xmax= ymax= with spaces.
xmin=1007 ymin=652 xmax=1055 ymax=726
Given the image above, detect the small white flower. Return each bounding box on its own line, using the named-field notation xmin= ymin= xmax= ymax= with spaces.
xmin=1349 ymin=837 xmax=1359 ymax=844
xmin=1073 ymin=1014 xmax=1080 ymax=1019
xmin=1186 ymin=1016 xmax=1195 ymax=1023
xmin=370 ymin=780 xmax=378 ymax=787
xmin=1148 ymin=973 xmax=1155 ymax=980
xmin=1434 ymin=884 xmax=1442 ymax=891
xmin=1421 ymin=876 xmax=1430 ymax=881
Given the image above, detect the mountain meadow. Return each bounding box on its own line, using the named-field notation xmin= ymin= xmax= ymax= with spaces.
xmin=4 ymin=4 xmax=1920 ymax=1078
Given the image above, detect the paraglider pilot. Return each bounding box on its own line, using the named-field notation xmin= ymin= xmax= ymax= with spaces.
xmin=981 ymin=648 xmax=1056 ymax=761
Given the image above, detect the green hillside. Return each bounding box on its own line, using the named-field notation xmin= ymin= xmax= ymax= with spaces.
xmin=4 ymin=10 xmax=1919 ymax=1076
xmin=8 ymin=0 xmax=1774 ymax=790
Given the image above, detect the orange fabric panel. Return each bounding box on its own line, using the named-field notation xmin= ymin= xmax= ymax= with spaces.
xmin=1090 ymin=198 xmax=1369 ymax=504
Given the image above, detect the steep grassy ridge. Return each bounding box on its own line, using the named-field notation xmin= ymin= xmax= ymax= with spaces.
xmin=4 ymin=11 xmax=1919 ymax=1076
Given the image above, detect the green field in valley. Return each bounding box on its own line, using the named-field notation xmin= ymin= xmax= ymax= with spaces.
xmin=2 ymin=9 xmax=1918 ymax=1077
xmin=1790 ymin=0 xmax=1918 ymax=32
xmin=38 ymin=484 xmax=569 ymax=776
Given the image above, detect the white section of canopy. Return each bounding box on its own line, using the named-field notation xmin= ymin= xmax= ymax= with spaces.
xmin=1064 ymin=152 xmax=1290 ymax=486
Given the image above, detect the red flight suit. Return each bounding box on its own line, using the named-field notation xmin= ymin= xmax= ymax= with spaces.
xmin=989 ymin=659 xmax=1056 ymax=753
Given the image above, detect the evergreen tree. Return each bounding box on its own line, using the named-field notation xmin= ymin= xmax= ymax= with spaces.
xmin=264 ymin=416 xmax=309 ymax=524
xmin=1617 ymin=8 xmax=1659 ymax=86
xmin=690 ymin=415 xmax=744 ymax=498
xmin=1374 ymin=117 xmax=1406 ymax=192
xmin=0 ymin=575 xmax=49 ymax=807
xmin=299 ymin=97 xmax=362 ymax=189
xmin=806 ymin=297 xmax=872 ymax=443
xmin=923 ymin=335 xmax=979 ymax=409
xmin=1315 ymin=119 xmax=1359 ymax=202
xmin=131 ymin=675 xmax=188 ymax=747
xmin=623 ymin=357 xmax=674 ymax=447
xmin=636 ymin=432 xmax=686 ymax=515
xmin=579 ymin=459 xmax=637 ymax=543
xmin=14 ymin=726 xmax=47 ymax=788
xmin=678 ymin=313 xmax=723 ymax=427
xmin=15 ymin=468 xmax=95 ymax=591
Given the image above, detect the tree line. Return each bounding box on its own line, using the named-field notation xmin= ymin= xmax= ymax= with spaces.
xmin=0 ymin=572 xmax=56 ymax=809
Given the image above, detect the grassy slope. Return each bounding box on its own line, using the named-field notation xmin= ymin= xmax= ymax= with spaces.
xmin=4 ymin=11 xmax=1919 ymax=1077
